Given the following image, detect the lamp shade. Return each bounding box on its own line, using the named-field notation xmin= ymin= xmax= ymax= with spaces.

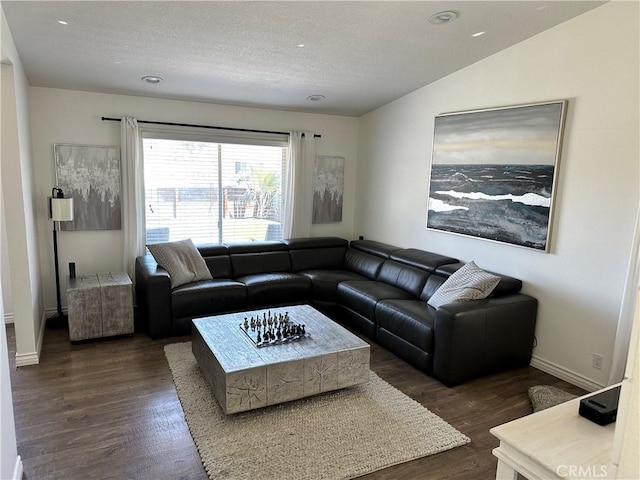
xmin=50 ymin=197 xmax=74 ymax=222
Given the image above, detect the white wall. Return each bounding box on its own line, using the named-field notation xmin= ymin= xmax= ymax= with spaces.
xmin=1 ymin=201 xmax=13 ymax=324
xmin=1 ymin=8 xmax=44 ymax=367
xmin=0 ymin=290 xmax=21 ymax=480
xmin=0 ymin=11 xmax=22 ymax=477
xmin=28 ymin=88 xmax=359 ymax=314
xmin=357 ymin=2 xmax=639 ymax=389
xmin=0 ymin=227 xmax=21 ymax=480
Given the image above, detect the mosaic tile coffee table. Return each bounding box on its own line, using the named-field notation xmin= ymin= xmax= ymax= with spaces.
xmin=192 ymin=304 xmax=370 ymax=414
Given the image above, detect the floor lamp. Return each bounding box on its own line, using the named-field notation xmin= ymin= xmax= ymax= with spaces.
xmin=47 ymin=187 xmax=74 ymax=329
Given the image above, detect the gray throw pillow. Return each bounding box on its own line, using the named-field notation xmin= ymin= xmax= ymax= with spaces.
xmin=147 ymin=238 xmax=212 ymax=288
xmin=427 ymin=261 xmax=500 ymax=309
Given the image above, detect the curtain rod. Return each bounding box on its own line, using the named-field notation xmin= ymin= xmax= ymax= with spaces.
xmin=100 ymin=116 xmax=321 ymax=138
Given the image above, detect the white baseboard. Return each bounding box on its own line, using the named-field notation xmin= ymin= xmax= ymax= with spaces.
xmin=530 ymin=354 xmax=604 ymax=392
xmin=15 ymin=350 xmax=39 ymax=367
xmin=4 ymin=312 xmax=14 ymax=324
xmin=12 ymin=455 xmax=23 ymax=480
xmin=14 ymin=311 xmax=46 ymax=367
xmin=44 ymin=306 xmax=68 ymax=316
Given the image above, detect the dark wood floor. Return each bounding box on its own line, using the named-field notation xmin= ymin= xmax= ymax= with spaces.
xmin=7 ymin=323 xmax=585 ymax=480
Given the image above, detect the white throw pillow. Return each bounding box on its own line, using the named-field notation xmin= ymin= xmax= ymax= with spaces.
xmin=147 ymin=238 xmax=212 ymax=288
xmin=427 ymin=261 xmax=500 ymax=309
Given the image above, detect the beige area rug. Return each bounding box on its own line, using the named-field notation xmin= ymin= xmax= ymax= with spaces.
xmin=164 ymin=342 xmax=470 ymax=480
xmin=528 ymin=385 xmax=578 ymax=412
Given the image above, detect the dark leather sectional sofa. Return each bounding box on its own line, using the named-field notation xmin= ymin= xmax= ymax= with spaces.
xmin=135 ymin=237 xmax=538 ymax=385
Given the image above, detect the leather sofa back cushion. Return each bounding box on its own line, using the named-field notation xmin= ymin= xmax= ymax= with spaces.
xmin=344 ymin=249 xmax=384 ymax=279
xmin=203 ymin=256 xmax=233 ymax=279
xmin=290 ymin=247 xmax=346 ymax=271
xmin=420 ymin=275 xmax=446 ymax=302
xmin=231 ymin=251 xmax=292 ymax=276
xmin=284 ymin=237 xmax=348 ymax=250
xmin=390 ymin=249 xmax=458 ymax=274
xmin=350 ymin=240 xmax=403 ymax=259
xmin=377 ymin=260 xmax=429 ymax=298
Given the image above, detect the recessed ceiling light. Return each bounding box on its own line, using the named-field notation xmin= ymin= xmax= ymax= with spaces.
xmin=307 ymin=95 xmax=325 ymax=102
xmin=298 ymin=44 xmax=305 ymax=48
xmin=57 ymin=20 xmax=69 ymax=25
xmin=472 ymin=31 xmax=486 ymax=37
xmin=141 ymin=76 xmax=163 ymax=85
xmin=428 ymin=11 xmax=458 ymax=25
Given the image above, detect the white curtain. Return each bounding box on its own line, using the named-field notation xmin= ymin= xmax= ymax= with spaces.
xmin=121 ymin=116 xmax=146 ymax=281
xmin=283 ymin=131 xmax=315 ymax=238
xmin=608 ymin=204 xmax=640 ymax=384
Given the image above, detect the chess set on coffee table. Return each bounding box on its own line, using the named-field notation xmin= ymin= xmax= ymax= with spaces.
xmin=239 ymin=310 xmax=310 ymax=348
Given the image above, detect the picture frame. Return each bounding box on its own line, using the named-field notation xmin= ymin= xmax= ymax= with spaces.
xmin=313 ymin=156 xmax=345 ymax=224
xmin=426 ymin=100 xmax=567 ymax=251
xmin=54 ymin=144 xmax=122 ymax=231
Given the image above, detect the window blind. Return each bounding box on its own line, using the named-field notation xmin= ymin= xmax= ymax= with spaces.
xmin=142 ymin=135 xmax=287 ymax=245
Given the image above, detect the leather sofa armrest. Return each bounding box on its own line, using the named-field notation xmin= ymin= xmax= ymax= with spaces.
xmin=432 ymin=294 xmax=538 ymax=386
xmin=135 ymin=255 xmax=173 ymax=338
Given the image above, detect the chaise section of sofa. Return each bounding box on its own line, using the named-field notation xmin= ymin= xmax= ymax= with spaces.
xmin=135 ymin=236 xmax=539 ymax=385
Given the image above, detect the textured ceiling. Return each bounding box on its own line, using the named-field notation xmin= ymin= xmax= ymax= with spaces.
xmin=2 ymin=1 xmax=605 ymax=116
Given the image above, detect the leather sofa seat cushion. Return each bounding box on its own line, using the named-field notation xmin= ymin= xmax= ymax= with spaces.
xmin=337 ymin=280 xmax=414 ymax=319
xmin=299 ymin=270 xmax=368 ymax=302
xmin=172 ymin=279 xmax=246 ymax=319
xmin=238 ymin=273 xmax=311 ymax=306
xmin=375 ymin=299 xmax=435 ymax=352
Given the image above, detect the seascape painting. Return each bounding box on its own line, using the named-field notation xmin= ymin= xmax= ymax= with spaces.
xmin=313 ymin=156 xmax=344 ymax=224
xmin=54 ymin=144 xmax=122 ymax=231
xmin=427 ymin=101 xmax=567 ymax=251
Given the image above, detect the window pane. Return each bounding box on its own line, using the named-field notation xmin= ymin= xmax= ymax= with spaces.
xmin=143 ymin=136 xmax=286 ymax=245
xmin=221 ymin=143 xmax=284 ymax=242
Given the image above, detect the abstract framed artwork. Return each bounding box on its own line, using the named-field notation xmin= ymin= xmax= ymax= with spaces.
xmin=54 ymin=144 xmax=122 ymax=231
xmin=426 ymin=100 xmax=567 ymax=251
xmin=313 ymin=155 xmax=344 ymax=224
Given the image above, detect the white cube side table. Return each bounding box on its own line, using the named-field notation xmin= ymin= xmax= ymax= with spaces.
xmin=67 ymin=272 xmax=134 ymax=342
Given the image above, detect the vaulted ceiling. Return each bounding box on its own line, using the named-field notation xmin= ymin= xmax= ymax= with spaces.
xmin=2 ymin=1 xmax=605 ymax=116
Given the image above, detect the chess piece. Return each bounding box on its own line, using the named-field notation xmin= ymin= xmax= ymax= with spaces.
xmin=301 ymin=324 xmax=306 ymax=335
xmin=244 ymin=318 xmax=249 ymax=330
xmin=256 ymin=331 xmax=262 ymax=343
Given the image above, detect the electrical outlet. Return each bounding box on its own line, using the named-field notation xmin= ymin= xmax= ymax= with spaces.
xmin=592 ymin=353 xmax=604 ymax=370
